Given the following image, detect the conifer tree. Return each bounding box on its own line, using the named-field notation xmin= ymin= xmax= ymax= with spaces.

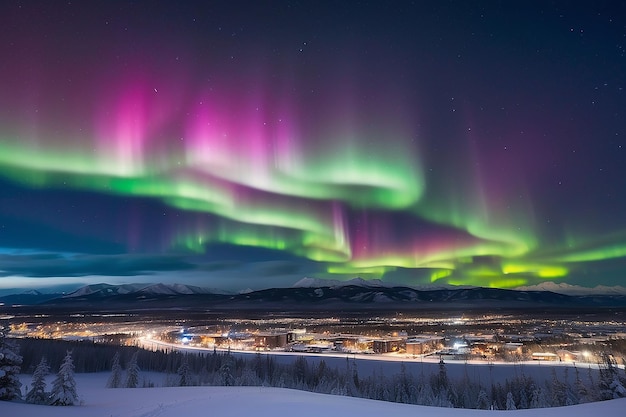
xmin=550 ymin=368 xmax=566 ymax=406
xmin=598 ymin=352 xmax=626 ymax=399
xmin=574 ymin=366 xmax=589 ymax=404
xmin=0 ymin=322 xmax=22 ymax=401
xmin=506 ymin=391 xmax=517 ymax=410
xmin=395 ymin=362 xmax=411 ymax=403
xmin=416 ymin=378 xmax=434 ymax=406
xmin=49 ymin=350 xmax=78 ymax=406
xmin=253 ymin=352 xmax=265 ymax=380
xmin=125 ymin=351 xmax=140 ymax=388
xmin=106 ymin=352 xmax=123 ymax=388
xmin=239 ymin=366 xmax=259 ymax=386
xmin=219 ymin=356 xmax=234 ymax=386
xmin=436 ymin=357 xmax=448 ymax=392
xmin=178 ymin=356 xmax=191 ymax=386
xmin=476 ymin=389 xmax=490 ymax=409
xmin=294 ymin=356 xmax=309 ymax=386
xmin=530 ymin=385 xmax=549 ymax=409
xmin=25 ymin=357 xmax=50 ymax=404
xmin=518 ymin=385 xmax=529 ymax=409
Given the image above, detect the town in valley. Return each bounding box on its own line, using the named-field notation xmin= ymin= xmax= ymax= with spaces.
xmin=6 ymin=308 xmax=626 ymax=366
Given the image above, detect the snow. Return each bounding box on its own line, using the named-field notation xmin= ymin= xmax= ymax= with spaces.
xmin=293 ymin=277 xmax=392 ymax=288
xmin=293 ymin=276 xmax=626 ymax=296
xmin=292 ymin=276 xmax=473 ymax=291
xmin=140 ymin=337 xmax=609 ymax=385
xmin=63 ymin=283 xmax=221 ymax=298
xmin=64 ymin=283 xmax=145 ymax=297
xmin=515 ymin=282 xmax=626 ymax=295
xmin=1 ymin=372 xmax=624 ymax=417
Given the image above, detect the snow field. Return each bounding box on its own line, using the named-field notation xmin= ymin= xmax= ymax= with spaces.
xmin=1 ymin=372 xmax=625 ymax=417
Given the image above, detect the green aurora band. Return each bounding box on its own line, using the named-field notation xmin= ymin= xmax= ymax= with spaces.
xmin=1 ymin=123 xmax=623 ymax=289
xmin=0 ymin=23 xmax=624 ymax=290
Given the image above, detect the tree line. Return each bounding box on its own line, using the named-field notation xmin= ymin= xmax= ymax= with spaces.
xmin=1 ymin=324 xmax=79 ymax=405
xmin=96 ymin=343 xmax=626 ymax=409
xmin=3 ymin=332 xmax=626 ymax=409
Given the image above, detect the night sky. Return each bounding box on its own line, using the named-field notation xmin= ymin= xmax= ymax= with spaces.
xmin=1 ymin=1 xmax=625 ymax=292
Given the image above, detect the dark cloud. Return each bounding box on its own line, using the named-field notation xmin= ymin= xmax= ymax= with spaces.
xmin=0 ymin=253 xmax=196 ymax=277
xmin=196 ymin=259 xmax=309 ymax=280
xmin=197 ymin=261 xmax=244 ymax=272
xmin=249 ymin=261 xmax=305 ymax=277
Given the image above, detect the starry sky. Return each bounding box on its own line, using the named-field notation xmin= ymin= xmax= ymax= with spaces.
xmin=0 ymin=1 xmax=625 ymax=293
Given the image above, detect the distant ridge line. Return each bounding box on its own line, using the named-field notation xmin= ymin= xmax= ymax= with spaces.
xmin=2 ymin=280 xmax=625 ymax=310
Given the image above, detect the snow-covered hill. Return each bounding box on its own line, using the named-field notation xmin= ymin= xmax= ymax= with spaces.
xmin=292 ymin=277 xmax=390 ymax=288
xmin=3 ymin=373 xmax=625 ymax=417
xmin=292 ymin=277 xmax=471 ymax=291
xmin=4 ymin=280 xmax=626 ymax=309
xmin=65 ymin=283 xmax=147 ymax=297
xmin=295 ymin=277 xmax=626 ymax=297
xmin=515 ymin=282 xmax=626 ymax=295
xmin=63 ymin=283 xmax=222 ymax=298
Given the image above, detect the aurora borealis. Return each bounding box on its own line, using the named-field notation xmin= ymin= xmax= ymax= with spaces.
xmin=0 ymin=2 xmax=625 ymax=292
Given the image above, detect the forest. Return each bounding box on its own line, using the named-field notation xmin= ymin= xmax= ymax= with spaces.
xmin=9 ymin=336 xmax=626 ymax=410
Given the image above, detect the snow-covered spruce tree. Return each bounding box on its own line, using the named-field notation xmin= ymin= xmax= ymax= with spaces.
xmin=125 ymin=351 xmax=140 ymax=388
xmin=239 ymin=366 xmax=260 ymax=386
xmin=25 ymin=357 xmax=50 ymax=404
xmin=0 ymin=321 xmax=22 ymax=401
xmin=530 ymin=385 xmax=549 ymax=409
xmin=49 ymin=350 xmax=78 ymax=406
xmin=416 ymin=378 xmax=434 ymax=406
xmin=506 ymin=391 xmax=517 ymax=410
xmin=550 ymin=368 xmax=566 ymax=406
xmin=294 ymin=356 xmax=310 ymax=387
xmin=598 ymin=352 xmax=626 ymax=399
xmin=219 ymin=355 xmax=234 ymax=386
xmin=476 ymin=389 xmax=490 ymax=409
xmin=106 ymin=351 xmax=123 ymax=388
xmin=610 ymin=375 xmax=626 ymax=398
xmin=574 ymin=366 xmax=589 ymax=404
xmin=394 ymin=362 xmax=413 ymax=403
xmin=435 ymin=358 xmax=448 ymax=393
xmin=177 ymin=356 xmax=191 ymax=386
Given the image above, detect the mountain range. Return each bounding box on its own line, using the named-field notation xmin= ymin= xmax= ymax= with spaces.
xmin=1 ymin=279 xmax=626 ymax=311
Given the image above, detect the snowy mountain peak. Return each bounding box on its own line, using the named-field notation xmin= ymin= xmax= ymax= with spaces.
xmin=292 ymin=277 xmax=340 ymax=288
xmin=292 ymin=277 xmax=389 ymax=289
xmin=138 ymin=283 xmax=216 ymax=295
xmin=20 ymin=289 xmax=43 ymax=296
xmin=138 ymin=283 xmax=179 ymax=295
xmin=291 ymin=277 xmax=464 ymax=291
xmin=65 ymin=283 xmax=119 ymax=297
xmin=515 ymin=282 xmax=626 ymax=296
xmin=64 ymin=282 xmax=218 ymax=298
